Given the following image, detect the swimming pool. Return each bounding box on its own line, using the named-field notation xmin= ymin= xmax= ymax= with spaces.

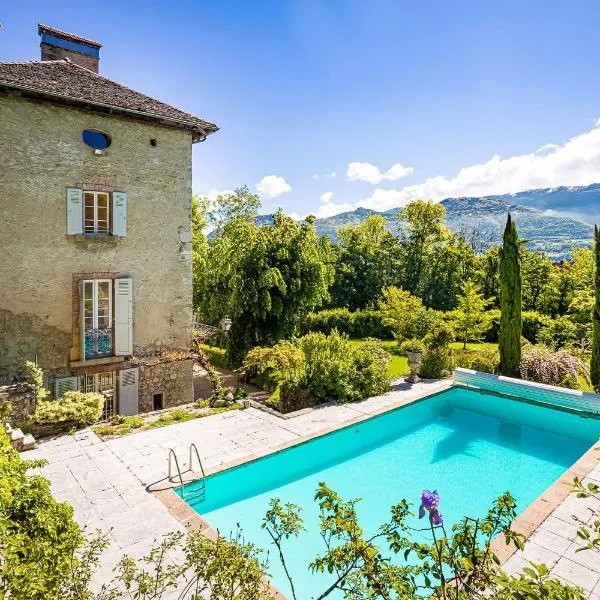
xmin=179 ymin=386 xmax=600 ymax=598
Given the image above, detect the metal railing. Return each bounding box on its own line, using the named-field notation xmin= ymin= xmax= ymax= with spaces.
xmin=168 ymin=444 xmax=207 ymax=503
xmin=84 ymin=329 xmax=113 ymax=359
xmin=168 ymin=448 xmax=186 ymax=498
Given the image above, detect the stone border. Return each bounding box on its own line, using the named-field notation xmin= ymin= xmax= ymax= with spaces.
xmin=150 ymin=379 xmax=599 ymax=596
xmin=490 ymin=440 xmax=600 ymax=563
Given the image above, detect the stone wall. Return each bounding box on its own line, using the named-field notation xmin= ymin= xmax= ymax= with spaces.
xmin=137 ymin=359 xmax=193 ymax=413
xmin=0 ymin=383 xmax=36 ymax=426
xmin=0 ymin=95 xmax=194 ymax=378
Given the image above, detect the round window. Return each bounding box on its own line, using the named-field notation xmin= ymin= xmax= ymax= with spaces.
xmin=82 ymin=129 xmax=111 ymax=150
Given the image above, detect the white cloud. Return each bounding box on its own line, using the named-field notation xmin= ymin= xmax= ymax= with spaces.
xmin=315 ymin=201 xmax=354 ymax=218
xmin=255 ymin=175 xmax=292 ymax=198
xmin=535 ymin=143 xmax=559 ymax=155
xmin=346 ymin=161 xmax=414 ymax=184
xmin=288 ymin=211 xmax=306 ymax=221
xmin=320 ymin=191 xmax=334 ymax=203
xmin=204 ymin=187 xmax=233 ymax=201
xmin=357 ymin=122 xmax=600 ymax=211
xmin=312 ymin=174 xmax=320 ymax=180
xmin=328 ymin=171 xmax=337 ymax=178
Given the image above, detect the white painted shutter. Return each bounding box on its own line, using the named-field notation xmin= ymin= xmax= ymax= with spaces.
xmin=112 ymin=192 xmax=127 ymax=236
xmin=67 ymin=188 xmax=83 ymax=235
xmin=54 ymin=376 xmax=78 ymax=399
xmin=114 ymin=278 xmax=133 ymax=355
xmin=119 ymin=368 xmax=139 ymax=415
xmin=79 ymin=280 xmax=86 ymax=361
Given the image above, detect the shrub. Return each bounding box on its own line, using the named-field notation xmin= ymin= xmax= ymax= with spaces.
xmin=538 ymin=315 xmax=579 ymax=350
xmin=199 ymin=343 xmax=229 ymax=369
xmin=243 ymin=341 xmax=304 ymax=392
xmin=32 ymin=391 xmax=104 ymax=427
xmin=419 ymin=322 xmax=454 ymax=379
xmin=25 ymin=360 xmax=49 ymax=404
xmin=301 ymin=308 xmax=392 ymax=339
xmin=452 ymin=347 xmax=499 ymax=374
xmin=379 ymin=287 xmax=440 ymax=342
xmin=247 ymin=331 xmax=391 ymax=406
xmin=297 ymin=330 xmax=357 ymax=402
xmin=520 ymin=346 xmax=590 ymax=389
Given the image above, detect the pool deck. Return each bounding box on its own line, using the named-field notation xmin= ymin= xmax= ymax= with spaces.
xmin=27 ymin=378 xmax=600 ymax=597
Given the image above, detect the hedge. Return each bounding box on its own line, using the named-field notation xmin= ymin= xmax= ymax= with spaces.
xmin=300 ymin=308 xmax=393 ymax=339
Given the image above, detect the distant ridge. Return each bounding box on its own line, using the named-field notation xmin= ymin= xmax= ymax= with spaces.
xmin=259 ymin=184 xmax=600 ymax=260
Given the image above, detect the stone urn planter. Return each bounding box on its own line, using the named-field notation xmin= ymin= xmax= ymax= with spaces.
xmin=405 ymin=351 xmax=423 ymax=384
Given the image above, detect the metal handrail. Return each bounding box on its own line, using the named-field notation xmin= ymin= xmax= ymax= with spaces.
xmin=168 ymin=448 xmax=186 ymax=499
xmin=189 ymin=443 xmax=206 ymax=479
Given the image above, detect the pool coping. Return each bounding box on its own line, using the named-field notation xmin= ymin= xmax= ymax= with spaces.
xmin=150 ymin=379 xmax=600 ymax=595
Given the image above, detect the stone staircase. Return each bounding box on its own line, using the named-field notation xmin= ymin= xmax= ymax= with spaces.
xmin=5 ymin=423 xmax=36 ymax=452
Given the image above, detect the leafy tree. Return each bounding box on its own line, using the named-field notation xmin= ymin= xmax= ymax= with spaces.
xmin=419 ymin=230 xmax=479 ymax=311
xmin=499 ymin=214 xmax=522 ymax=377
xmin=478 ymin=245 xmax=500 ymax=307
xmin=452 ymin=280 xmax=492 ymax=349
xmin=520 ymin=249 xmax=552 ymax=311
xmin=330 ymin=215 xmax=401 ymax=310
xmin=191 ymin=195 xmax=210 ymax=312
xmin=378 ymin=287 xmax=439 ymax=342
xmin=397 ymin=200 xmax=446 ymax=295
xmin=197 ymin=210 xmax=334 ymax=365
xmin=591 ymin=225 xmax=600 ymax=390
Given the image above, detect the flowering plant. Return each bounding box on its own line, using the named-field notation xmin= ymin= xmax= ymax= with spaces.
xmin=419 ymin=489 xmax=443 ymax=525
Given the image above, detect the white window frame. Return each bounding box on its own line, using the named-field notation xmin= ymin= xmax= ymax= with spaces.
xmin=78 ymin=372 xmax=116 ymax=420
xmin=83 ymin=191 xmax=110 ymax=234
xmin=83 ymin=279 xmax=113 ymax=332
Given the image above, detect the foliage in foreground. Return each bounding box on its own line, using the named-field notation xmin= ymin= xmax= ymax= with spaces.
xmin=1 ymin=422 xmax=592 ymax=600
xmin=0 ymin=428 xmax=84 ymax=599
xmin=591 ymin=224 xmax=600 ymax=390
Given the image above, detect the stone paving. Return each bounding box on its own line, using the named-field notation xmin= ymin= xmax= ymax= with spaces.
xmin=27 ymin=378 xmax=600 ymax=597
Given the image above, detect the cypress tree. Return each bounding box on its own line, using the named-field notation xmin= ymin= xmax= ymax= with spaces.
xmin=590 ymin=225 xmax=600 ymax=390
xmin=498 ymin=213 xmax=522 ymax=377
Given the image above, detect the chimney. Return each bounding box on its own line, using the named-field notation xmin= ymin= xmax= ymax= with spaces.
xmin=38 ymin=24 xmax=102 ymax=73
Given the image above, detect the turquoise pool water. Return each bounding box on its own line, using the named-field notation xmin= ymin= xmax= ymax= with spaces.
xmin=179 ymin=387 xmax=600 ymax=598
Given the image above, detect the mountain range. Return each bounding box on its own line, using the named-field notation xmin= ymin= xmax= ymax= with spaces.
xmin=266 ymin=184 xmax=600 ymax=260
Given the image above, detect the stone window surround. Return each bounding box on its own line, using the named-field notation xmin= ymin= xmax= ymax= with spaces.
xmin=70 ymin=271 xmax=121 ymax=364
xmin=66 ymin=182 xmax=122 ymax=242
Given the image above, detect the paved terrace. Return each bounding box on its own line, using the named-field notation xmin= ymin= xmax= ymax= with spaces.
xmin=27 ymin=379 xmax=600 ymax=598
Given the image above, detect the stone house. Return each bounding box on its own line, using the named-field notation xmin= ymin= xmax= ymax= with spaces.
xmin=0 ymin=24 xmax=217 ymax=417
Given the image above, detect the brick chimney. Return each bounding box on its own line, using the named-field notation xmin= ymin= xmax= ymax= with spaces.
xmin=38 ymin=24 xmax=102 ymax=73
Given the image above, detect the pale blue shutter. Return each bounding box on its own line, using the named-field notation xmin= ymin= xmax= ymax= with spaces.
xmin=119 ymin=368 xmax=139 ymax=415
xmin=114 ymin=278 xmax=133 ymax=355
xmin=112 ymin=192 xmax=127 ymax=236
xmin=67 ymin=188 xmax=83 ymax=234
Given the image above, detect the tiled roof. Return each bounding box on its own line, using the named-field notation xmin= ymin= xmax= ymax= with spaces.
xmin=0 ymin=59 xmax=218 ymax=138
xmin=38 ymin=23 xmax=102 ymax=49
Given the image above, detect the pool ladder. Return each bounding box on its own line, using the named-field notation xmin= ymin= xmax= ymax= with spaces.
xmin=168 ymin=443 xmax=206 ymax=503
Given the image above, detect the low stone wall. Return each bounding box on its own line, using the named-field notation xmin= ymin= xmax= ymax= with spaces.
xmin=0 ymin=382 xmax=35 ymax=426
xmin=137 ymin=359 xmax=194 ymax=413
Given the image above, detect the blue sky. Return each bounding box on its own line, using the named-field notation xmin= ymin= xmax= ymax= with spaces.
xmin=4 ymin=1 xmax=600 ymax=217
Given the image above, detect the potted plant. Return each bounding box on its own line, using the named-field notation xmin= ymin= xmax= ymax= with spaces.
xmin=401 ymin=339 xmax=425 ymax=383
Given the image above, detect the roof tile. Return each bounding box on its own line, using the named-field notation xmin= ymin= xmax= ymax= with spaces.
xmin=0 ymin=59 xmax=218 ymax=137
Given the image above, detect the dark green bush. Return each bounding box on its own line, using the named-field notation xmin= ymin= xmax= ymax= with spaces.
xmin=419 ymin=322 xmax=454 ymax=379
xmin=301 ymin=309 xmax=392 ymax=339
xmin=483 ymin=310 xmax=551 ymax=343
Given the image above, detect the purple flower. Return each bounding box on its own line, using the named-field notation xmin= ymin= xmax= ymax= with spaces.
xmin=419 ymin=490 xmax=443 ymax=525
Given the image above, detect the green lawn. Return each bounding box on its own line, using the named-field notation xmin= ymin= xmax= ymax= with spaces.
xmin=351 ymin=339 xmax=500 ymax=380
